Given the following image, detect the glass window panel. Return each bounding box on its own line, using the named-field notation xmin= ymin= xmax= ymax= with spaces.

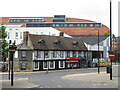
xmin=60 ymin=51 xmax=64 ymax=58
xmin=44 ymin=61 xmax=47 ymax=68
xmin=50 ymin=61 xmax=54 ymax=68
xmin=73 ymin=51 xmax=76 ymax=57
xmin=67 ymin=51 xmax=70 ymax=57
xmin=22 ymin=51 xmax=26 ymax=57
xmin=38 ymin=51 xmax=41 ymax=58
xmin=15 ymin=32 xmax=18 ymax=38
xmin=20 ymin=32 xmax=22 ymax=39
xmin=60 ymin=61 xmax=64 ymax=67
xmin=35 ymin=62 xmax=38 ymax=69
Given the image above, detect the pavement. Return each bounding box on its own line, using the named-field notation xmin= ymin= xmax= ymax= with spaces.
xmin=0 ymin=67 xmax=120 ymax=89
xmin=62 ymin=72 xmax=119 ymax=84
xmin=1 ymin=78 xmax=39 ymax=88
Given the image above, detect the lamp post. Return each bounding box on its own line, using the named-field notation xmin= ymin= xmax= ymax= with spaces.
xmin=91 ymin=28 xmax=100 ymax=73
xmin=97 ymin=29 xmax=100 ymax=74
xmin=109 ymin=0 xmax=112 ymax=80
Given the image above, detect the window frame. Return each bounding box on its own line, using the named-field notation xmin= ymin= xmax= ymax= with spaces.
xmin=59 ymin=61 xmax=65 ymax=68
xmin=20 ymin=61 xmax=27 ymax=70
xmin=43 ymin=61 xmax=48 ymax=69
xmin=49 ymin=61 xmax=55 ymax=69
xmin=34 ymin=61 xmax=39 ymax=70
xmin=21 ymin=51 xmax=26 ymax=58
xmin=60 ymin=51 xmax=64 ymax=58
xmin=15 ymin=32 xmax=18 ymax=39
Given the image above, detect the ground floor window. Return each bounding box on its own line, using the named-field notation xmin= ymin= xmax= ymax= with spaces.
xmin=20 ymin=61 xmax=27 ymax=70
xmin=34 ymin=61 xmax=39 ymax=70
xmin=59 ymin=61 xmax=65 ymax=68
xmin=43 ymin=61 xmax=48 ymax=69
xmin=49 ymin=61 xmax=55 ymax=69
xmin=66 ymin=63 xmax=79 ymax=68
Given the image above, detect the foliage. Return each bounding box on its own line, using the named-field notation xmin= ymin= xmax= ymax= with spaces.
xmin=0 ymin=25 xmax=8 ymax=62
xmin=113 ymin=51 xmax=120 ymax=62
xmin=104 ymin=31 xmax=110 ymax=36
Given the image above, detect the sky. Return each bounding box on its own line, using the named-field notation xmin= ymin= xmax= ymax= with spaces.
xmin=0 ymin=0 xmax=119 ymax=36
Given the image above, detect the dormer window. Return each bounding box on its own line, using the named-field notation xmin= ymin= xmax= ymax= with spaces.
xmin=38 ymin=39 xmax=45 ymax=43
xmin=72 ymin=41 xmax=78 ymax=45
xmin=54 ymin=40 xmax=60 ymax=45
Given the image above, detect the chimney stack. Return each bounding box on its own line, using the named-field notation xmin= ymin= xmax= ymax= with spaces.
xmin=59 ymin=32 xmax=64 ymax=37
xmin=23 ymin=31 xmax=29 ymax=45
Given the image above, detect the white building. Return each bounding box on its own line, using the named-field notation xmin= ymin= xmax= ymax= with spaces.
xmin=5 ymin=26 xmax=71 ymax=45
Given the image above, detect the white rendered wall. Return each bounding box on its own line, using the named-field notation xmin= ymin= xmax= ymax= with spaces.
xmin=5 ymin=27 xmax=71 ymax=45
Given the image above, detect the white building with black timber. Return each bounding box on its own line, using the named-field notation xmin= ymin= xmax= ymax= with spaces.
xmin=13 ymin=32 xmax=87 ymax=71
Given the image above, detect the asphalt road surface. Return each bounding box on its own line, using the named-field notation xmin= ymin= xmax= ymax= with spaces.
xmin=2 ymin=68 xmax=119 ymax=88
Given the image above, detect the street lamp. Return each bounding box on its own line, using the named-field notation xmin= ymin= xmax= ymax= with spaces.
xmin=109 ymin=0 xmax=112 ymax=80
xmin=91 ymin=28 xmax=100 ymax=73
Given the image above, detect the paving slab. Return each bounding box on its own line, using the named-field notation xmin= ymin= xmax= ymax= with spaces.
xmin=62 ymin=72 xmax=119 ymax=84
xmin=1 ymin=78 xmax=39 ymax=88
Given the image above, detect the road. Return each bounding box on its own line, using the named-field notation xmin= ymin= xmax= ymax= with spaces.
xmin=2 ymin=68 xmax=119 ymax=88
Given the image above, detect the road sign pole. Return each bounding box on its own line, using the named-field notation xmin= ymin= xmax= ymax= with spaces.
xmin=9 ymin=45 xmax=16 ymax=86
xmin=11 ymin=54 xmax=14 ymax=86
xmin=110 ymin=59 xmax=112 ymax=80
xmin=8 ymin=54 xmax=11 ymax=80
xmin=109 ymin=52 xmax=114 ymax=80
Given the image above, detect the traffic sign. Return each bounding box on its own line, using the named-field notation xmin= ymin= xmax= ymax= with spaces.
xmin=66 ymin=57 xmax=80 ymax=60
xmin=9 ymin=46 xmax=16 ymax=54
xmin=109 ymin=52 xmax=115 ymax=59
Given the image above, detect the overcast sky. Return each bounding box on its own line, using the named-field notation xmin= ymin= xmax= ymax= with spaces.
xmin=0 ymin=0 xmax=119 ymax=36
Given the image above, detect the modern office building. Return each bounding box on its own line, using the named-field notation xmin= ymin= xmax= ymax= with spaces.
xmin=1 ymin=15 xmax=110 ymax=36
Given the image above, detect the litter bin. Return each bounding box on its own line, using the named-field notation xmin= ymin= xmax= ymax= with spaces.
xmin=106 ymin=65 xmax=110 ymax=73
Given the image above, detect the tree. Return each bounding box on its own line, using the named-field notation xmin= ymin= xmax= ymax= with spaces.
xmin=0 ymin=25 xmax=8 ymax=62
xmin=104 ymin=31 xmax=110 ymax=36
xmin=113 ymin=50 xmax=120 ymax=63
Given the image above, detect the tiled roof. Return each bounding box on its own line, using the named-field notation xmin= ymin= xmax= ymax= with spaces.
xmin=17 ymin=43 xmax=32 ymax=50
xmin=72 ymin=35 xmax=109 ymax=45
xmin=0 ymin=17 xmax=110 ymax=36
xmin=54 ymin=26 xmax=109 ymax=36
xmin=28 ymin=34 xmax=87 ymax=51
